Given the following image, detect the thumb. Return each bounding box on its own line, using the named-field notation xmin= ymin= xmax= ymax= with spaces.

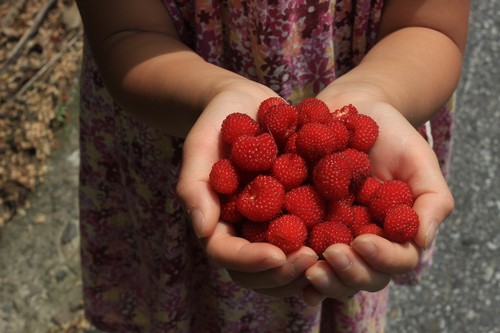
xmin=407 ymin=152 xmax=455 ymax=250
xmin=176 ymin=122 xmax=221 ymax=239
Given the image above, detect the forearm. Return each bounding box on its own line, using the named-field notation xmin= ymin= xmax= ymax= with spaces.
xmin=320 ymin=27 xmax=464 ymax=127
xmin=91 ymin=32 xmax=250 ymax=137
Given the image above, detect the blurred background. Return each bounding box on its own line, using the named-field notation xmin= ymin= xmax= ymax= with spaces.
xmin=0 ymin=1 xmax=498 ymax=332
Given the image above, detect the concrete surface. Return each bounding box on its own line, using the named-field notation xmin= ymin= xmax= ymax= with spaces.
xmin=1 ymin=2 xmax=499 ymax=332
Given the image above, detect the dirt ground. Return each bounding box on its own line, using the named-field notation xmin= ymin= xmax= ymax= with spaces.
xmin=0 ymin=0 xmax=83 ymax=228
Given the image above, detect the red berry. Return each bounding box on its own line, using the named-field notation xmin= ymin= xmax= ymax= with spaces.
xmin=326 ymin=200 xmax=354 ymax=226
xmin=350 ymin=205 xmax=374 ymax=233
xmin=237 ymin=175 xmax=285 ymax=222
xmin=284 ymin=185 xmax=326 ymax=230
xmin=295 ymin=97 xmax=331 ymax=126
xmin=231 ymin=133 xmax=278 ymax=172
xmin=257 ymin=97 xmax=288 ymax=124
xmin=262 ymin=103 xmax=299 ymax=145
xmin=355 ymin=177 xmax=382 ymax=206
xmin=344 ymin=113 xmax=379 ymax=151
xmin=369 ymin=180 xmax=414 ymax=222
xmin=266 ymin=215 xmax=308 ymax=254
xmin=354 ymin=223 xmax=384 ymax=237
xmin=312 ymin=153 xmax=353 ymax=201
xmin=343 ymin=148 xmax=371 ymax=185
xmin=284 ymin=132 xmax=298 ymax=154
xmin=220 ymin=194 xmax=244 ymax=224
xmin=308 ymin=221 xmax=353 ymax=256
xmin=241 ymin=221 xmax=269 ymax=242
xmin=221 ymin=112 xmax=260 ymax=145
xmin=383 ymin=205 xmax=419 ymax=243
xmin=209 ymin=159 xmax=239 ymax=194
xmin=331 ymin=104 xmax=358 ymax=121
xmin=325 ymin=120 xmax=349 ymax=151
xmin=296 ymin=123 xmax=337 ymax=162
xmin=271 ymin=153 xmax=308 ymax=190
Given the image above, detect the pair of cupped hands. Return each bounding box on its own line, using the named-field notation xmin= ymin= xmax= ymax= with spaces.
xmin=176 ymin=80 xmax=454 ymax=306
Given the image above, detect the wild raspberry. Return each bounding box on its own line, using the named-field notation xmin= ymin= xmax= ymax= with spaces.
xmin=220 ymin=113 xmax=260 ymax=145
xmin=295 ymin=98 xmax=331 ymax=126
xmin=261 ymin=103 xmax=299 ymax=145
xmin=231 ymin=133 xmax=278 ymax=172
xmin=266 ymin=215 xmax=308 ymax=254
xmin=284 ymin=132 xmax=298 ymax=154
xmin=355 ymin=177 xmax=382 ymax=206
xmin=209 ymin=159 xmax=239 ymax=194
xmin=241 ymin=221 xmax=269 ymax=243
xmin=344 ymin=113 xmax=379 ymax=151
xmin=296 ymin=123 xmax=337 ymax=162
xmin=326 ymin=200 xmax=354 ymax=227
xmin=257 ymin=97 xmax=288 ymax=124
xmin=383 ymin=205 xmax=419 ymax=243
xmin=271 ymin=153 xmax=308 ymax=190
xmin=284 ymin=185 xmax=326 ymax=230
xmin=312 ymin=153 xmax=353 ymax=201
xmin=369 ymin=180 xmax=414 ymax=222
xmin=326 ymin=120 xmax=349 ymax=151
xmin=350 ymin=205 xmax=374 ymax=233
xmin=354 ymin=223 xmax=384 ymax=238
xmin=343 ymin=148 xmax=371 ymax=185
xmin=220 ymin=194 xmax=244 ymax=224
xmin=331 ymin=104 xmax=358 ymax=121
xmin=237 ymin=175 xmax=285 ymax=222
xmin=308 ymin=222 xmax=353 ymax=256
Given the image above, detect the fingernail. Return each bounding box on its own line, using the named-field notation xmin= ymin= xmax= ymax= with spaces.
xmin=306 ymin=269 xmax=330 ymax=289
xmin=424 ymin=219 xmax=440 ymax=250
xmin=189 ymin=208 xmax=205 ymax=238
xmin=292 ymin=254 xmax=319 ymax=273
xmin=351 ymin=240 xmax=377 ymax=258
xmin=261 ymin=255 xmax=287 ymax=270
xmin=323 ymin=249 xmax=351 ymax=271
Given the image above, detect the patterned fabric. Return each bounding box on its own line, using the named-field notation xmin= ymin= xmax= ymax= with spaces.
xmin=79 ymin=0 xmax=454 ymax=332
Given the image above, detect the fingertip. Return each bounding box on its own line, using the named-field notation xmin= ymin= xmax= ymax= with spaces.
xmin=188 ymin=207 xmax=209 ymax=238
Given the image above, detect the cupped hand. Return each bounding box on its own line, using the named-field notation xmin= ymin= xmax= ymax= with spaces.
xmin=176 ymin=80 xmax=318 ymax=296
xmin=301 ymin=100 xmax=454 ymax=305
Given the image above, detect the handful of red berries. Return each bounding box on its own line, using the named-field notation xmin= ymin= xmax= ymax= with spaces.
xmin=209 ymin=97 xmax=419 ymax=256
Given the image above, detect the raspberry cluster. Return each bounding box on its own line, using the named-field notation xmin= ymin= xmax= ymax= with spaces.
xmin=209 ymin=97 xmax=419 ymax=256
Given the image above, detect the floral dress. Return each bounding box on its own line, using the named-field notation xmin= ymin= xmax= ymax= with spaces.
xmin=78 ymin=0 xmax=454 ymax=332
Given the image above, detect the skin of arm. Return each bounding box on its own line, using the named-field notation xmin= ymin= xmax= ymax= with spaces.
xmin=76 ymin=0 xmax=275 ymax=138
xmin=76 ymin=0 xmax=469 ymax=302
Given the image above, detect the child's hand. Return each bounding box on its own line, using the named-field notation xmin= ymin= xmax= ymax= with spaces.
xmin=301 ymin=101 xmax=454 ymax=305
xmin=176 ymin=81 xmax=318 ymax=296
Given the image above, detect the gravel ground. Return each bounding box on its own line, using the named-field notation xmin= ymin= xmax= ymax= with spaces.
xmin=1 ymin=2 xmax=499 ymax=332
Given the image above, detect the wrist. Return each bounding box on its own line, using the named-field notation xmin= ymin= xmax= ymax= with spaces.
xmin=317 ymin=79 xmax=426 ymax=128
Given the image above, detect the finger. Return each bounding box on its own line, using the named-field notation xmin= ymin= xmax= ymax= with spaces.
xmin=176 ymin=120 xmax=222 ymax=238
xmin=302 ymin=285 xmax=327 ymax=306
xmin=304 ymin=260 xmax=359 ymax=300
xmin=412 ymin=189 xmax=454 ymax=250
xmin=322 ymin=244 xmax=391 ymax=292
xmin=395 ymin=138 xmax=455 ymax=249
xmin=228 ymin=248 xmax=318 ymax=289
xmin=202 ymin=222 xmax=288 ymax=272
xmin=254 ymin=275 xmax=310 ymax=298
xmin=350 ymin=234 xmax=421 ymax=275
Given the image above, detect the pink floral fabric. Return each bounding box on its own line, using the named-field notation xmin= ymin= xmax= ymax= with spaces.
xmin=79 ymin=0 xmax=454 ymax=332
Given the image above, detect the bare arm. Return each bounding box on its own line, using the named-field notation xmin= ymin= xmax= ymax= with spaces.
xmin=319 ymin=0 xmax=470 ymax=127
xmin=76 ymin=0 xmax=273 ymax=137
